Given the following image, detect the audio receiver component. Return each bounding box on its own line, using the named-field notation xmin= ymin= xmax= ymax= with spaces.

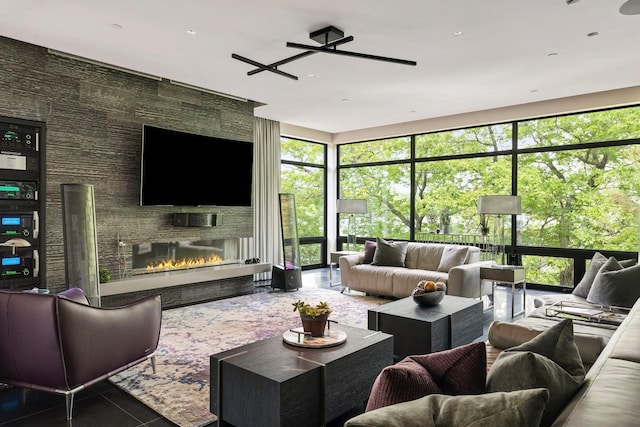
xmin=0 ymin=180 xmax=37 ymax=200
xmin=0 ymin=211 xmax=38 ymax=239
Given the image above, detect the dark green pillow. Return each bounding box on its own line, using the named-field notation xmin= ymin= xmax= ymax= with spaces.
xmin=345 ymin=388 xmax=549 ymax=427
xmin=487 ymin=319 xmax=585 ymax=427
xmin=371 ymin=237 xmax=408 ymax=267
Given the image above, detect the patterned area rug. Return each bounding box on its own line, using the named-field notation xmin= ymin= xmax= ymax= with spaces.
xmin=109 ymin=287 xmax=387 ymax=427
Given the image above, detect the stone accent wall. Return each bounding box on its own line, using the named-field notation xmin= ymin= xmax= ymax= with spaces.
xmin=0 ymin=36 xmax=255 ymax=293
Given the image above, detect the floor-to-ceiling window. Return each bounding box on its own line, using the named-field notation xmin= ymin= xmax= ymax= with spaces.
xmin=337 ymin=104 xmax=640 ymax=289
xmin=280 ymin=137 xmax=327 ymax=268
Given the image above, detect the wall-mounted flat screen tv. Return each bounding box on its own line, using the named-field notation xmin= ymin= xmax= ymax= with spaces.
xmin=140 ymin=125 xmax=253 ymax=206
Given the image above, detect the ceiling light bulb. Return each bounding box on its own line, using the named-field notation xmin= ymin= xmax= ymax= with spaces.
xmin=453 ymin=31 xmax=463 ymax=37
xmin=187 ymin=29 xmax=197 ymax=35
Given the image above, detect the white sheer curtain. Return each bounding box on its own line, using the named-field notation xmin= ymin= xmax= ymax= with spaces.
xmin=240 ymin=117 xmax=281 ymax=281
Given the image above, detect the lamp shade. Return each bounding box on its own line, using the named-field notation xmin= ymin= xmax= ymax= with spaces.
xmin=477 ymin=195 xmax=522 ymax=215
xmin=337 ymin=199 xmax=368 ymax=214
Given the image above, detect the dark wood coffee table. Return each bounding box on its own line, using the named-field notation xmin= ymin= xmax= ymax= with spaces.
xmin=367 ymin=295 xmax=483 ymax=360
xmin=210 ymin=323 xmax=393 ymax=427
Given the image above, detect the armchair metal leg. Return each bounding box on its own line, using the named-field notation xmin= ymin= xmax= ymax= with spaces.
xmin=65 ymin=393 xmax=74 ymax=421
xmin=150 ymin=354 xmax=157 ymax=374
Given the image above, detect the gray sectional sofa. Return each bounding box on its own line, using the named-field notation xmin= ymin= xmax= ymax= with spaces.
xmin=346 ymin=250 xmax=640 ymax=426
xmin=338 ymin=240 xmax=492 ymax=299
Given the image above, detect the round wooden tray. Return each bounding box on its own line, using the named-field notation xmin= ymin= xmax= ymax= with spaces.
xmin=282 ymin=327 xmax=347 ymax=348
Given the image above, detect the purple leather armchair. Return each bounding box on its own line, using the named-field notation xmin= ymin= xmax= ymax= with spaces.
xmin=0 ymin=288 xmax=162 ymax=420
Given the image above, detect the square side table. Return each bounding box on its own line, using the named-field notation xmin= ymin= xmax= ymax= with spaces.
xmin=480 ymin=265 xmax=526 ymax=318
xmin=329 ymin=250 xmax=359 ymax=286
xmin=367 ymin=295 xmax=483 ymax=360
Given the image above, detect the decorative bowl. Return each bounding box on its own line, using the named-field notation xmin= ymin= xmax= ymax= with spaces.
xmin=412 ymin=290 xmax=445 ymax=307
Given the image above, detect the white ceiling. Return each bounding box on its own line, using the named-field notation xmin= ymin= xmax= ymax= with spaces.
xmin=1 ymin=0 xmax=638 ymax=134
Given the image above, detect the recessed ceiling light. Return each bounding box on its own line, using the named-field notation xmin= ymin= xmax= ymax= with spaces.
xmin=110 ymin=23 xmax=122 ymax=30
xmin=547 ymin=52 xmax=558 ymax=56
xmin=453 ymin=31 xmax=463 ymax=37
xmin=187 ymin=29 xmax=197 ymax=35
xmin=530 ymin=89 xmax=539 ymax=93
xmin=307 ymin=73 xmax=315 ymax=78
xmin=587 ymin=31 xmax=599 ymax=37
xmin=341 ymin=98 xmax=349 ymax=103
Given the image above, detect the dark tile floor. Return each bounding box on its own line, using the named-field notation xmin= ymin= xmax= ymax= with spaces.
xmin=0 ymin=267 xmax=546 ymax=427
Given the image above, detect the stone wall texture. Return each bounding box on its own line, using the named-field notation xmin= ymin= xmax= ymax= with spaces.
xmin=0 ymin=36 xmax=255 ymax=292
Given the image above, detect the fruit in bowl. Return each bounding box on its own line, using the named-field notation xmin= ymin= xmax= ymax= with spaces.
xmin=412 ymin=280 xmax=446 ymax=306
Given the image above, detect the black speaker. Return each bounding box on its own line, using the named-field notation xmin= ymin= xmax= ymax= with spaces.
xmin=271 ymin=264 xmax=302 ymax=291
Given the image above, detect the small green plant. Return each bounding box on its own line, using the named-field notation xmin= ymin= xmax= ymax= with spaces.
xmin=99 ymin=267 xmax=112 ymax=283
xmin=440 ymin=208 xmax=452 ymax=226
xmin=292 ymin=300 xmax=332 ymax=318
xmin=479 ymin=214 xmax=490 ymax=234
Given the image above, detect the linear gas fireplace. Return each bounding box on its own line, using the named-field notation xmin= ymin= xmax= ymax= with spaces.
xmin=132 ymin=239 xmax=240 ymax=275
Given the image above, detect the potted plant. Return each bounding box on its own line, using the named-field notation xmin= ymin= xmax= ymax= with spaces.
xmin=99 ymin=267 xmax=112 ymax=283
xmin=440 ymin=208 xmax=452 ymax=234
xmin=479 ymin=214 xmax=490 ymax=236
xmin=292 ymin=300 xmax=332 ymax=337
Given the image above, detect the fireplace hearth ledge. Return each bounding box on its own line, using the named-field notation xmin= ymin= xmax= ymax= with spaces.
xmin=100 ymin=262 xmax=271 ymax=296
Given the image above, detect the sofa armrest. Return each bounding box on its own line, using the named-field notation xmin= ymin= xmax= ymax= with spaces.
xmin=448 ymin=261 xmax=494 ymax=298
xmin=339 ymin=253 xmax=365 ymax=287
xmin=56 ymin=294 xmax=162 ymax=387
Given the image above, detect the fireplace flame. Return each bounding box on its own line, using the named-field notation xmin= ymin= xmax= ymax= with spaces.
xmin=145 ymin=254 xmax=224 ymax=273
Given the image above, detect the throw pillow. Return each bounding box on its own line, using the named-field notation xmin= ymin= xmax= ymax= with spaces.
xmin=505 ymin=318 xmax=584 ymax=377
xmin=371 ymin=237 xmax=408 ymax=267
xmin=436 ymin=245 xmax=470 ymax=272
xmin=573 ymin=252 xmax=636 ymax=298
xmin=346 ymin=388 xmax=549 ymax=427
xmin=586 ymin=256 xmax=640 ymax=308
xmin=363 ymin=240 xmax=377 ymax=264
xmin=487 ymin=319 xmax=585 ymax=427
xmin=365 ymin=341 xmax=486 ymax=411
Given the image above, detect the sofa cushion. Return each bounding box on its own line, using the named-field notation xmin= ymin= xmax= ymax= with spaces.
xmin=436 ymin=246 xmax=469 ymax=272
xmin=363 ymin=240 xmax=377 ymax=264
xmin=365 ymin=341 xmax=486 ymax=411
xmin=346 ymin=388 xmax=549 ymax=427
xmin=573 ymin=252 xmax=636 ymax=298
xmin=487 ymin=319 xmax=585 ymax=427
xmin=372 ymin=238 xmax=408 ymax=267
xmin=505 ymin=318 xmax=584 ymax=377
xmin=586 ymin=257 xmax=640 ymax=308
xmin=487 ymin=320 xmax=606 ymax=370
xmin=405 ymin=243 xmax=444 ymax=271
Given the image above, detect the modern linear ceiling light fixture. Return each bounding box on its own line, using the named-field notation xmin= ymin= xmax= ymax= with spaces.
xmin=232 ymin=25 xmax=417 ymax=80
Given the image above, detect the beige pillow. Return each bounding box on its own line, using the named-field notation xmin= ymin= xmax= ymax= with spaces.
xmin=436 ymin=246 xmax=469 ymax=272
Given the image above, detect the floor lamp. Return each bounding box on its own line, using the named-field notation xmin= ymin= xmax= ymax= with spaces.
xmin=337 ymin=199 xmax=368 ymax=251
xmin=477 ymin=195 xmax=522 ymax=265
